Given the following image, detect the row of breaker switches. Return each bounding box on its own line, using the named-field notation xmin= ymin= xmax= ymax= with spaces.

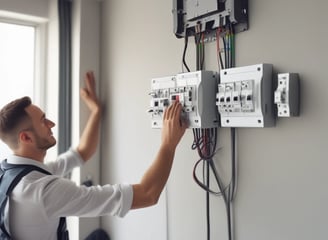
xmin=149 ymin=86 xmax=195 ymax=114
xmin=149 ymin=71 xmax=218 ymax=129
xmin=217 ymin=80 xmax=255 ymax=114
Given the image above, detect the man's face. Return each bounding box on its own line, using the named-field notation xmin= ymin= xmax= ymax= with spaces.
xmin=24 ymin=104 xmax=56 ymax=150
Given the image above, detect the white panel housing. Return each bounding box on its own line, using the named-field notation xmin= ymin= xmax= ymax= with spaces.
xmin=217 ymin=63 xmax=275 ymax=127
xmin=149 ymin=71 xmax=219 ymax=129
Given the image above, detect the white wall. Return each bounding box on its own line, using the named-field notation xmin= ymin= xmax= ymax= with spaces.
xmin=100 ymin=0 xmax=328 ymax=240
xmin=99 ymin=0 xmax=174 ymax=239
xmin=71 ymin=0 xmax=101 ymax=239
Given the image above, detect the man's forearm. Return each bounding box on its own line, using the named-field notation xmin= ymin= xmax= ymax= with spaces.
xmin=132 ymin=144 xmax=176 ymax=209
xmin=131 ymin=101 xmax=186 ymax=209
xmin=77 ymin=108 xmax=101 ymax=161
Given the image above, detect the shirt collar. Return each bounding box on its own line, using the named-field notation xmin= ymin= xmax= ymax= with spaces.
xmin=6 ymin=155 xmax=51 ymax=172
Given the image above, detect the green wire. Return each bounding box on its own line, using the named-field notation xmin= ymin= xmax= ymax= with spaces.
xmin=230 ymin=32 xmax=235 ymax=67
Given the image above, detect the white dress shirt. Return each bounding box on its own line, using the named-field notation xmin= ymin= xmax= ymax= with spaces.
xmin=5 ymin=149 xmax=133 ymax=240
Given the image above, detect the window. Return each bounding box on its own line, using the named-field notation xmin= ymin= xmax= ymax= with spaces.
xmin=0 ymin=22 xmax=36 ymax=159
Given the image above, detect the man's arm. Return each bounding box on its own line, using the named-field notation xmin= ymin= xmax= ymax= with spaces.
xmin=131 ymin=101 xmax=187 ymax=209
xmin=77 ymin=71 xmax=101 ymax=162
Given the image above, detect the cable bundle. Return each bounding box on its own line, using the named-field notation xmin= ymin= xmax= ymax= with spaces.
xmin=181 ymin=22 xmax=238 ymax=240
xmin=217 ymin=24 xmax=235 ymax=70
xmin=192 ymin=127 xmax=237 ymax=240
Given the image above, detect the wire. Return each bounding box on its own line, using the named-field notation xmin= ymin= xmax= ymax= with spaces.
xmin=230 ymin=128 xmax=237 ymax=201
xmin=222 ymin=34 xmax=227 ymax=69
xmin=186 ymin=23 xmax=238 ymax=240
xmin=216 ymin=28 xmax=224 ymax=70
xmin=229 ymin=23 xmax=235 ymax=68
xmin=193 ymin=124 xmax=215 ymax=240
xmin=229 ymin=128 xmax=237 ymax=240
xmin=182 ymin=34 xmax=191 ymax=72
xmin=192 ymin=158 xmax=225 ymax=196
xmin=206 ymin=135 xmax=210 ymax=240
xmin=226 ymin=31 xmax=230 ymax=69
xmin=194 ymin=23 xmax=238 ymax=240
xmin=201 ymin=33 xmax=205 ymax=70
xmin=217 ymin=24 xmax=236 ymax=70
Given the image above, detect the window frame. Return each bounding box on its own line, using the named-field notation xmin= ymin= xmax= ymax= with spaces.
xmin=0 ymin=12 xmax=48 ymax=109
xmin=0 ymin=12 xmax=49 ymax=159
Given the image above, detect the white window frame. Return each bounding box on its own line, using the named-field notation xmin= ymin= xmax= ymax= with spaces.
xmin=0 ymin=11 xmax=48 ymax=109
xmin=0 ymin=11 xmax=58 ymax=161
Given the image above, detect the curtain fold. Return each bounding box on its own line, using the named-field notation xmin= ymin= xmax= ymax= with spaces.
xmin=58 ymin=0 xmax=72 ymax=154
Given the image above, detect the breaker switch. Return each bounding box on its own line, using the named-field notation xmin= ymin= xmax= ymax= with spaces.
xmin=274 ymin=73 xmax=300 ymax=117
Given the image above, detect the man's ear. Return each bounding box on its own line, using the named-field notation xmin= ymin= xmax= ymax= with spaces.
xmin=19 ymin=131 xmax=33 ymax=144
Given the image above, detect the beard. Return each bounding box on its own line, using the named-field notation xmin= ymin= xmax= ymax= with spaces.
xmin=31 ymin=131 xmax=56 ymax=150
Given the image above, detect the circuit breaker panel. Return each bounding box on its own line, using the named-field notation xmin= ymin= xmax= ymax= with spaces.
xmin=216 ymin=64 xmax=275 ymax=127
xmin=149 ymin=71 xmax=218 ymax=129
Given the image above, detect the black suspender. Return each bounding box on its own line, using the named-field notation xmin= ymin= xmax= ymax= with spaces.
xmin=57 ymin=217 xmax=69 ymax=240
xmin=0 ymin=160 xmax=69 ymax=240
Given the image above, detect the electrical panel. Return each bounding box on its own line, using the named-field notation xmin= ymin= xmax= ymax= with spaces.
xmin=149 ymin=71 xmax=219 ymax=129
xmin=216 ymin=64 xmax=275 ymax=127
xmin=173 ymin=0 xmax=248 ymax=38
xmin=274 ymin=73 xmax=300 ymax=117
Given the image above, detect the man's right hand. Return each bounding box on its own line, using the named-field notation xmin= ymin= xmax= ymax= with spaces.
xmin=161 ymin=101 xmax=188 ymax=151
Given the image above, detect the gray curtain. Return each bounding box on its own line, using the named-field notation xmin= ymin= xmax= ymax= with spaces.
xmin=58 ymin=0 xmax=72 ymax=154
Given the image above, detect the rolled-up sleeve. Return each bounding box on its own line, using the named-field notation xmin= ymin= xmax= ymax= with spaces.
xmin=40 ymin=176 xmax=133 ymax=218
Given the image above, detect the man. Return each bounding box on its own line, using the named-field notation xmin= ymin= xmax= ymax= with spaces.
xmin=0 ymin=71 xmax=187 ymax=240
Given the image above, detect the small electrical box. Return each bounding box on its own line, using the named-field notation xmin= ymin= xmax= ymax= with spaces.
xmin=274 ymin=73 xmax=300 ymax=117
xmin=216 ymin=63 xmax=275 ymax=127
xmin=149 ymin=71 xmax=219 ymax=129
xmin=173 ymin=0 xmax=248 ymax=38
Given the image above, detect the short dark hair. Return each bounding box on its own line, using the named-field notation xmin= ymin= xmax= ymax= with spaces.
xmin=0 ymin=96 xmax=32 ymax=149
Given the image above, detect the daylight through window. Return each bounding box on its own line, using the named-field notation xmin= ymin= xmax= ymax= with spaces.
xmin=0 ymin=22 xmax=35 ymax=159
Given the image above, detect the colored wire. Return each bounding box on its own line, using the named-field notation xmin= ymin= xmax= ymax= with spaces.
xmin=186 ymin=23 xmax=238 ymax=240
xmin=226 ymin=31 xmax=230 ymax=69
xmin=216 ymin=28 xmax=224 ymax=70
xmin=195 ymin=23 xmax=238 ymax=240
xmin=222 ymin=34 xmax=227 ymax=69
xmin=230 ymin=23 xmax=235 ymax=68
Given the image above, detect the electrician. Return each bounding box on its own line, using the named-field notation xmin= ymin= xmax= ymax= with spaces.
xmin=0 ymin=71 xmax=187 ymax=240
